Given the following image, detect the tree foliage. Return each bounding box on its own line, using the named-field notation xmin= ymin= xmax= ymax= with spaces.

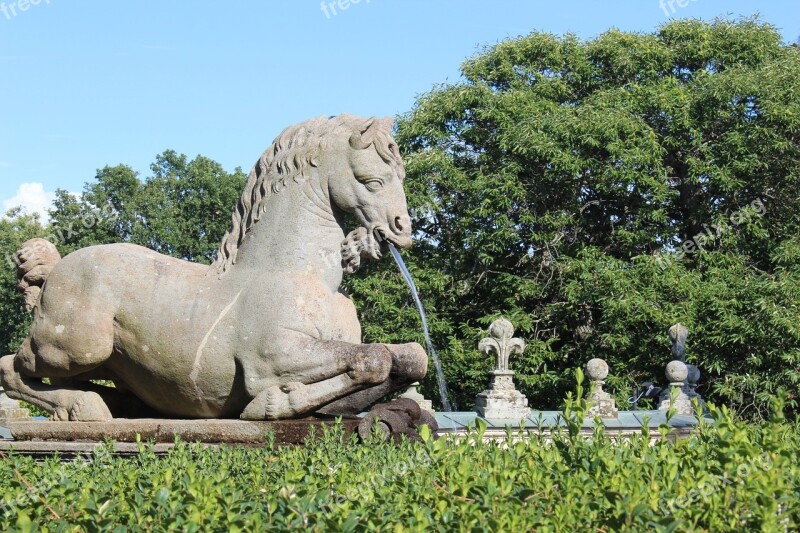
xmin=347 ymin=17 xmax=800 ymax=418
xmin=49 ymin=151 xmax=247 ymax=263
xmin=0 ymin=210 xmax=47 ymax=354
xmin=1 ymin=18 xmax=797 ymax=420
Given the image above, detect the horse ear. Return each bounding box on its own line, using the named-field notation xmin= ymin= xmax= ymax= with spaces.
xmin=349 ymin=116 xmax=394 ymax=150
xmin=360 ymin=117 xmax=377 ymax=133
xmin=349 ymin=117 xmax=376 ymax=149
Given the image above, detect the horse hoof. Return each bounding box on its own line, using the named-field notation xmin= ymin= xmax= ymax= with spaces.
xmin=69 ymin=391 xmax=113 ymax=421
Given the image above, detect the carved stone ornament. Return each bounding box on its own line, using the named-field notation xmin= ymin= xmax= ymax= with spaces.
xmin=585 ymin=358 xmax=618 ymax=419
xmin=474 ymin=318 xmax=531 ymax=420
xmin=658 ymin=360 xmax=694 ymax=416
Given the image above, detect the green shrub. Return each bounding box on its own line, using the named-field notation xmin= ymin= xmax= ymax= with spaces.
xmin=1 ymin=405 xmax=797 ymax=532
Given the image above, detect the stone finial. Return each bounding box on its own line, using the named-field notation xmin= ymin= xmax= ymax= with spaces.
xmin=664 ymin=324 xmax=704 ymax=414
xmin=474 ymin=318 xmax=531 ymax=420
xmin=668 ymin=323 xmax=688 ymax=361
xmin=479 ymin=318 xmax=526 ymax=372
xmin=666 ymin=360 xmax=688 ymax=384
xmin=400 ymin=382 xmax=434 ymax=416
xmin=585 ymin=358 xmax=618 ymax=418
xmin=658 ymin=360 xmax=693 ymax=415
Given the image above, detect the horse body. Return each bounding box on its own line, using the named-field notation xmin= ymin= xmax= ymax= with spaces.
xmin=1 ymin=114 xmax=427 ymax=421
xmin=28 ymin=243 xmax=240 ymax=417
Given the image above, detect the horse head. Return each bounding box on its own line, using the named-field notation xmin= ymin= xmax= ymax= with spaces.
xmin=322 ymin=116 xmax=413 ymax=272
xmin=214 ymin=114 xmax=413 ymax=275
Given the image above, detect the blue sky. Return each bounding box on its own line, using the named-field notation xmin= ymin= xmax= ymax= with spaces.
xmin=1 ymin=0 xmax=797 ymax=219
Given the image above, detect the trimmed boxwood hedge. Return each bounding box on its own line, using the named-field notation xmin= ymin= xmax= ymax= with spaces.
xmin=1 ymin=394 xmax=798 ymax=532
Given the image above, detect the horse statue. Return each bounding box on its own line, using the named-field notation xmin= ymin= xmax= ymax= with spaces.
xmin=0 ymin=114 xmax=428 ymax=422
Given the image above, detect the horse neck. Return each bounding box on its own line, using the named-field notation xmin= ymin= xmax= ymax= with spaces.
xmin=231 ymin=177 xmax=346 ymax=290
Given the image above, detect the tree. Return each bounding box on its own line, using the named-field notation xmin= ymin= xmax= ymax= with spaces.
xmin=49 ymin=151 xmax=248 ymax=264
xmin=346 ymin=17 xmax=800 ymax=418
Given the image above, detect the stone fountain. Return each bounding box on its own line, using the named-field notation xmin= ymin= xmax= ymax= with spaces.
xmin=0 ymin=116 xmax=713 ymax=453
xmin=0 ymin=114 xmax=436 ymax=444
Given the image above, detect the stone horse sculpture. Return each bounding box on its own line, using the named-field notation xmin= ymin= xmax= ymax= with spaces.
xmin=0 ymin=114 xmax=428 ymax=422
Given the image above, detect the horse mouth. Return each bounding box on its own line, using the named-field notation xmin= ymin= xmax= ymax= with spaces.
xmin=374 ymin=227 xmax=412 ymax=249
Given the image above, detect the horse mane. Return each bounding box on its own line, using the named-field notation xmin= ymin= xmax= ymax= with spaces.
xmin=213 ymin=113 xmax=404 ymax=273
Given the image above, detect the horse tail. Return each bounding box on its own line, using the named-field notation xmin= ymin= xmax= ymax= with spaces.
xmin=15 ymin=238 xmax=62 ymax=312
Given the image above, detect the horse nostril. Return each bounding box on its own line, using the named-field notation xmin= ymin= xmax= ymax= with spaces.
xmin=394 ymin=216 xmax=405 ymax=232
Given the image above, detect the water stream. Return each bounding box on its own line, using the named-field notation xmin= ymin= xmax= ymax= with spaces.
xmin=387 ymin=244 xmax=453 ymax=412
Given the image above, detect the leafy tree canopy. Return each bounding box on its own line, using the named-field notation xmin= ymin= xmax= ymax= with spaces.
xmin=347 ymin=17 xmax=800 ymax=419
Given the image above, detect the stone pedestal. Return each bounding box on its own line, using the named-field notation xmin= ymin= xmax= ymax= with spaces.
xmin=475 ymin=370 xmax=531 ymax=419
xmin=658 ymin=360 xmax=693 ymax=416
xmin=0 ymin=389 xmax=30 ymax=422
xmin=588 ymin=387 xmax=618 ymax=418
xmin=586 ymin=358 xmax=618 ymax=419
xmin=400 ymin=382 xmax=434 ymax=416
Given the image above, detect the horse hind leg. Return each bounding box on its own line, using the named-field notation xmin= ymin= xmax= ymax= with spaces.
xmin=0 ymin=344 xmax=113 ymax=421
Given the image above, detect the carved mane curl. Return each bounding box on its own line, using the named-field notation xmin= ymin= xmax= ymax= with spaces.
xmin=213 ymin=114 xmax=404 ymax=273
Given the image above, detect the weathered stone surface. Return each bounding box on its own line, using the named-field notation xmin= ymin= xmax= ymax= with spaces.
xmin=658 ymin=360 xmax=693 ymax=415
xmin=475 ymin=372 xmax=532 ymax=420
xmin=0 ymin=115 xmax=428 ymax=423
xmin=357 ymin=398 xmax=438 ymax=443
xmin=474 ymin=319 xmax=531 ymax=420
xmin=0 ymin=387 xmax=29 ymax=421
xmin=585 ymin=358 xmax=618 ymax=419
xmin=685 ymin=363 xmax=706 ymax=411
xmin=4 ymin=418 xmax=361 ymax=444
xmin=0 ymin=410 xmax=710 ymax=458
xmin=400 ymin=382 xmax=434 ymax=416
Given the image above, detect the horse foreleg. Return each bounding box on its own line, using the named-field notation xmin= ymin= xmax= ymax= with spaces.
xmin=240 ymin=341 xmax=427 ymax=420
xmin=50 ymin=377 xmax=158 ymax=419
xmin=241 ymin=342 xmax=393 ymax=420
xmin=317 ymin=342 xmax=428 ymax=416
xmin=0 ymin=354 xmax=112 ymax=421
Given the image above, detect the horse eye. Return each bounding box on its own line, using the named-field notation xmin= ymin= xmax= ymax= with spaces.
xmin=364 ymin=180 xmax=384 ymax=192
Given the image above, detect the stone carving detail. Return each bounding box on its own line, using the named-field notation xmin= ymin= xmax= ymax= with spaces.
xmin=660 ymin=323 xmax=703 ymax=415
xmin=685 ymin=364 xmax=705 ymax=410
xmin=0 ymin=114 xmax=428 ymax=422
xmin=357 ymin=398 xmax=438 ymax=443
xmin=474 ymin=318 xmax=531 ymax=419
xmin=400 ymin=382 xmax=434 ymax=416
xmin=668 ymin=323 xmax=688 ymax=360
xmin=585 ymin=358 xmax=618 ymax=419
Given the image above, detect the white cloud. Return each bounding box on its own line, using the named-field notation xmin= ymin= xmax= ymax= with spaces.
xmin=3 ymin=182 xmax=56 ymax=221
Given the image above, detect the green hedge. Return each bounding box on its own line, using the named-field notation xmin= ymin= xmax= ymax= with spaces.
xmin=1 ymin=401 xmax=797 ymax=532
